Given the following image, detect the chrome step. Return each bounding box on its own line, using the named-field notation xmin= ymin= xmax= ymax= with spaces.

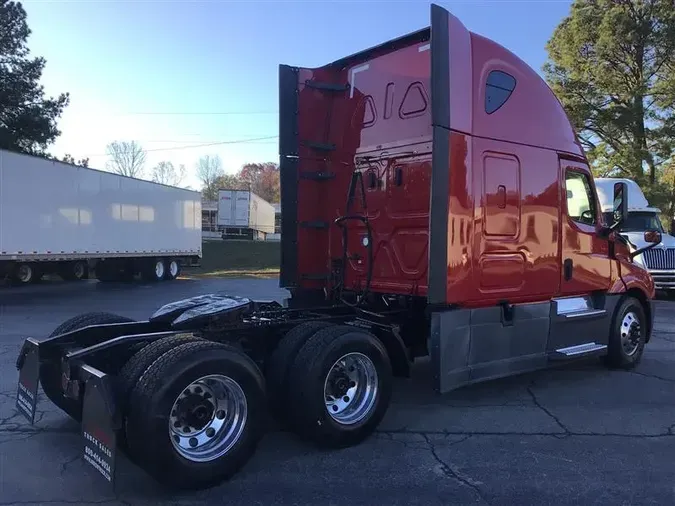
xmin=561 ymin=309 xmax=607 ymax=320
xmin=555 ymin=342 xmax=607 ymax=356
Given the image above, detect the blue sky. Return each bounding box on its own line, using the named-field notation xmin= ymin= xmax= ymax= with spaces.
xmin=22 ymin=0 xmax=572 ymax=190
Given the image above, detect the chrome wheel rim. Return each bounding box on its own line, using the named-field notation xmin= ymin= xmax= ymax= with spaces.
xmin=155 ymin=261 xmax=165 ymax=279
xmin=17 ymin=265 xmax=32 ymax=283
xmin=620 ymin=311 xmax=641 ymax=356
xmin=323 ymin=352 xmax=378 ymax=425
xmin=169 ymin=261 xmax=179 ymax=277
xmin=168 ymin=374 xmax=247 ymax=463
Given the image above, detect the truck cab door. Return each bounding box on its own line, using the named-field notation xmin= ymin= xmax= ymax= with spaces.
xmin=546 ymin=160 xmax=613 ymax=356
xmin=558 ymin=160 xmax=611 ymax=295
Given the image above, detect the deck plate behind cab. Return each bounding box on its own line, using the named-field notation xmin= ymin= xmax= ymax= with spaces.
xmin=149 ymin=294 xmax=252 ymax=329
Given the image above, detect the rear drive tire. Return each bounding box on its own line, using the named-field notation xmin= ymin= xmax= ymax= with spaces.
xmin=164 ymin=259 xmax=181 ymax=280
xmin=125 ymin=341 xmax=266 ymax=490
xmin=264 ymin=321 xmax=333 ymax=427
xmin=604 ymin=296 xmax=647 ymax=370
xmin=116 ymin=333 xmax=205 ymax=453
xmin=287 ymin=325 xmax=392 ymax=449
xmin=41 ymin=312 xmax=134 ymax=421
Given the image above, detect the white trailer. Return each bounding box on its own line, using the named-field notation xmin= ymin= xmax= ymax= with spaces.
xmin=217 ymin=189 xmax=275 ymax=240
xmin=0 ymin=149 xmax=202 ymax=285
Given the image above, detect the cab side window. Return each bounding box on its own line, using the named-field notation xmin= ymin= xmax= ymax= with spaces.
xmin=565 ymin=170 xmax=596 ymax=226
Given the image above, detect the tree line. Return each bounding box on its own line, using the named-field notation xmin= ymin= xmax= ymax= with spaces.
xmin=102 ymin=140 xmax=280 ymax=203
xmin=545 ymin=0 xmax=674 ymax=222
xmin=1 ymin=0 xmax=673 ymax=217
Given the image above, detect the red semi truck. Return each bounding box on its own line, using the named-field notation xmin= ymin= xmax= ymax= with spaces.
xmin=15 ymin=3 xmax=659 ymax=491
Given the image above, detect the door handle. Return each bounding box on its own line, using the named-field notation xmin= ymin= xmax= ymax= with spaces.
xmin=563 ymin=259 xmax=573 ymax=281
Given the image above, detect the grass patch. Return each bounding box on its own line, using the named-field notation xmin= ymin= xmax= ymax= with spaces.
xmin=186 ymin=240 xmax=280 ymax=278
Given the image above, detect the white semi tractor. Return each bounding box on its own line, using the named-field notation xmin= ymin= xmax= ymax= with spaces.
xmin=0 ymin=149 xmax=202 ymax=286
xmin=595 ymin=177 xmax=675 ymax=293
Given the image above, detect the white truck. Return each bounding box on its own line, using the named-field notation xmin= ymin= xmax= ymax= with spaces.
xmin=595 ymin=177 xmax=675 ymax=293
xmin=217 ymin=189 xmax=275 ymax=240
xmin=0 ymin=149 xmax=202 ymax=286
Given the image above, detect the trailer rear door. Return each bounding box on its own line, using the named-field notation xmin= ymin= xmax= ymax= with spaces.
xmin=217 ymin=190 xmax=234 ymax=227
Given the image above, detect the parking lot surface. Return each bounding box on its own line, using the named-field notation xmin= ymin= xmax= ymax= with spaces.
xmin=1 ymin=278 xmax=674 ymax=505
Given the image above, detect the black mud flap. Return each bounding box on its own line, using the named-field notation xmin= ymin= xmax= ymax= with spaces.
xmin=15 ymin=338 xmax=40 ymax=424
xmin=81 ymin=365 xmax=118 ymax=486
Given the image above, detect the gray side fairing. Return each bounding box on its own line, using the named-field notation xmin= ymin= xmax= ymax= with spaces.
xmin=149 ymin=294 xmax=258 ymax=329
xmin=430 ymin=294 xmax=624 ymax=394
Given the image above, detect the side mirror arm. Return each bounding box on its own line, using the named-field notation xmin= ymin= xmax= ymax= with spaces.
xmin=630 ymin=241 xmax=658 ymax=260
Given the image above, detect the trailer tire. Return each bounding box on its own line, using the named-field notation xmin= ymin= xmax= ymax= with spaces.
xmin=265 ymin=321 xmax=333 ymax=427
xmin=60 ymin=261 xmax=88 ymax=281
xmin=605 ymin=296 xmax=647 ymax=369
xmin=11 ymin=263 xmax=39 ymax=285
xmin=287 ymin=325 xmax=392 ymax=449
xmin=125 ymin=341 xmax=266 ymax=490
xmin=42 ymin=312 xmax=134 ymax=421
xmin=141 ymin=258 xmax=166 ymax=282
xmin=164 ymin=259 xmax=181 ymax=280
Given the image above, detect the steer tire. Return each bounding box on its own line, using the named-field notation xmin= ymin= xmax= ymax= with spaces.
xmin=286 ymin=324 xmax=392 ymax=449
xmin=42 ymin=312 xmax=134 ymax=421
xmin=604 ymin=296 xmax=647 ymax=370
xmin=125 ymin=341 xmax=266 ymax=490
xmin=264 ymin=321 xmax=333 ymax=428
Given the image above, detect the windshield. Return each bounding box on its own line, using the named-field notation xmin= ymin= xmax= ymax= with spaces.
xmin=602 ymin=211 xmax=664 ymax=232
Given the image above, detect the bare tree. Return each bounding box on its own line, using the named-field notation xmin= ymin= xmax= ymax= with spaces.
xmin=196 ymin=154 xmax=225 ymax=199
xmin=151 ymin=161 xmax=186 ymax=187
xmin=105 ymin=140 xmax=146 ymax=178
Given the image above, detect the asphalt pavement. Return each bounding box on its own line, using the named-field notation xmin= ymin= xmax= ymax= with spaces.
xmin=1 ymin=277 xmax=674 ymax=506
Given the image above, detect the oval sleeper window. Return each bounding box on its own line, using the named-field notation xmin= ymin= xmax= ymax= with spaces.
xmin=485 ymin=70 xmax=516 ymax=114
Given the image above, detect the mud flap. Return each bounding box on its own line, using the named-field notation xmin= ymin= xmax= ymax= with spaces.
xmin=81 ymin=366 xmax=118 ymax=486
xmin=15 ymin=338 xmax=40 ymax=424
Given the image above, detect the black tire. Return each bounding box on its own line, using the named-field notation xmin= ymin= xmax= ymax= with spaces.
xmin=116 ymin=333 xmax=205 ymax=452
xmin=42 ymin=312 xmax=134 ymax=421
xmin=125 ymin=341 xmax=266 ymax=490
xmin=60 ymin=261 xmax=89 ymax=281
xmin=265 ymin=321 xmax=333 ymax=427
xmin=11 ymin=263 xmax=39 ymax=285
xmin=287 ymin=325 xmax=393 ymax=449
xmin=141 ymin=258 xmax=166 ymax=282
xmin=164 ymin=259 xmax=181 ymax=280
xmin=605 ymin=296 xmax=647 ymax=369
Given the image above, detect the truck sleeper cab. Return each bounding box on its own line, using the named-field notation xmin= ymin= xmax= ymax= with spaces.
xmin=14 ymin=3 xmax=658 ymax=492
xmin=280 ymin=5 xmax=656 ymax=392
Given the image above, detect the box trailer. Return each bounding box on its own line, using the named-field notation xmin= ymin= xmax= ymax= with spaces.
xmin=0 ymin=149 xmax=202 ymax=285
xmin=217 ymin=189 xmax=275 ymax=240
xmin=15 ymin=3 xmax=660 ymax=493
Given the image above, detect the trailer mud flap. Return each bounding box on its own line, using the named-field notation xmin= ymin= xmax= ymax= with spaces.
xmin=81 ymin=366 xmax=118 ymax=486
xmin=15 ymin=338 xmax=40 ymax=424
